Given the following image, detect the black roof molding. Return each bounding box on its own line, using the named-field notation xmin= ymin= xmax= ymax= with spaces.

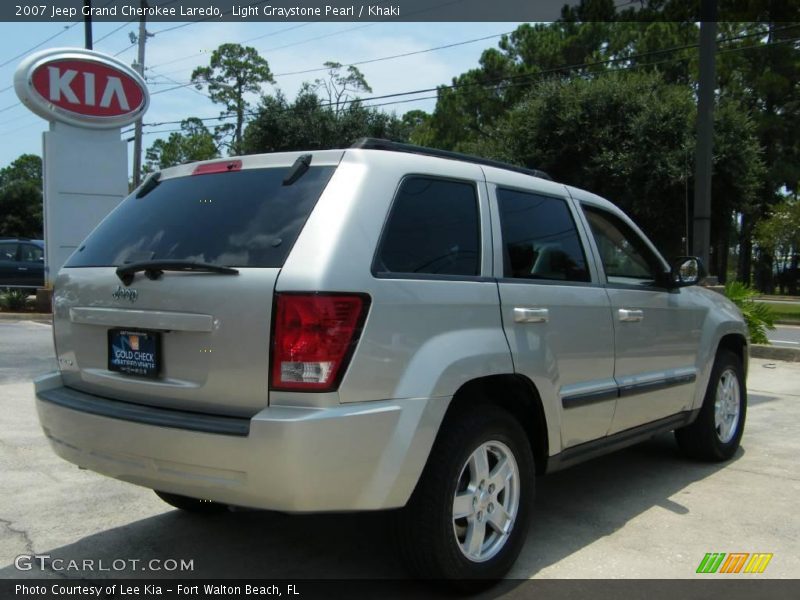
xmin=350 ymin=138 xmax=553 ymax=181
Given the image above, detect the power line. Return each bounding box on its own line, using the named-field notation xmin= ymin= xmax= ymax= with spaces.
xmin=272 ymin=30 xmax=515 ymax=78
xmin=132 ymin=31 xmax=800 ymax=136
xmin=144 ymin=22 xmax=312 ymax=73
xmin=146 ymin=29 xmax=516 ymax=95
xmin=145 ymin=0 xmax=459 ymax=76
xmin=150 ymin=0 xmax=270 ymax=35
xmin=113 ymin=41 xmax=137 ymax=57
xmin=94 ymin=20 xmax=135 ymax=45
xmin=147 ymin=22 xmax=796 ymax=101
xmin=0 ymin=22 xmax=81 ymax=69
xmin=148 ymin=69 xmax=211 ymax=99
xmin=0 ymin=102 xmax=22 ymax=114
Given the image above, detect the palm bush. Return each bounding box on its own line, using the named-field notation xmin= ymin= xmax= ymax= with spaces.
xmin=0 ymin=289 xmax=31 ymax=311
xmin=723 ymin=281 xmax=775 ymax=345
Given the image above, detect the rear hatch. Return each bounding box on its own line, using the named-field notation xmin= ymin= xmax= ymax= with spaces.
xmin=53 ymin=153 xmax=341 ymax=417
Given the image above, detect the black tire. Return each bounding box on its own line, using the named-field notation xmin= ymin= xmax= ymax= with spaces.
xmin=154 ymin=490 xmax=228 ymax=514
xmin=675 ymin=349 xmax=746 ymax=462
xmin=395 ymin=404 xmax=534 ymax=586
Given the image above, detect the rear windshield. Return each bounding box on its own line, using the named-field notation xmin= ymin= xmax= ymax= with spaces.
xmin=65 ymin=165 xmax=336 ymax=268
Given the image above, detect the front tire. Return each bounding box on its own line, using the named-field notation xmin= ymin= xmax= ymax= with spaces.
xmin=395 ymin=404 xmax=534 ymax=584
xmin=675 ymin=349 xmax=746 ymax=461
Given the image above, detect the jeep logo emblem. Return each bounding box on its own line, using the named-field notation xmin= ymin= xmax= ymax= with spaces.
xmin=112 ymin=286 xmax=138 ymax=303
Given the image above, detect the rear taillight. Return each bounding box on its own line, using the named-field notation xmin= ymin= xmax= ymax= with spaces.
xmin=271 ymin=293 xmax=370 ymax=392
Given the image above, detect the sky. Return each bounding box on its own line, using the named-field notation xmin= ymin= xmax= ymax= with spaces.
xmin=0 ymin=20 xmax=523 ymax=174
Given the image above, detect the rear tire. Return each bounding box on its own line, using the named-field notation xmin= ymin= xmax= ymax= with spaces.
xmin=395 ymin=404 xmax=534 ymax=586
xmin=675 ymin=349 xmax=746 ymax=461
xmin=154 ymin=490 xmax=228 ymax=514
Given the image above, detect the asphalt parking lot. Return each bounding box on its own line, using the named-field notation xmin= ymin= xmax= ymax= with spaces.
xmin=1 ymin=319 xmax=798 ymax=581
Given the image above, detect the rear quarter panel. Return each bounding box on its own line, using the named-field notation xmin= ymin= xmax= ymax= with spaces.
xmin=276 ymin=149 xmax=515 ymax=404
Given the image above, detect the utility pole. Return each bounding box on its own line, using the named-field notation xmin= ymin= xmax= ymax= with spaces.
xmin=692 ymin=0 xmax=717 ymax=274
xmin=83 ymin=0 xmax=92 ymax=49
xmin=132 ymin=0 xmax=149 ymax=187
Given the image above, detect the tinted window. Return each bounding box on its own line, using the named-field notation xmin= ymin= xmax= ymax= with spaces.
xmin=497 ymin=189 xmax=589 ymax=282
xmin=65 ymin=166 xmax=336 ymax=268
xmin=0 ymin=243 xmax=17 ymax=262
xmin=583 ymin=206 xmax=661 ymax=284
xmin=375 ymin=177 xmax=480 ymax=276
xmin=20 ymin=244 xmax=43 ymax=262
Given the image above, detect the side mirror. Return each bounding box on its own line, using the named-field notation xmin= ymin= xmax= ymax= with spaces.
xmin=668 ymin=256 xmax=705 ymax=288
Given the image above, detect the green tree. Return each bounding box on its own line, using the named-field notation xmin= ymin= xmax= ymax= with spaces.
xmin=191 ymin=44 xmax=274 ymax=154
xmin=0 ymin=154 xmax=43 ymax=238
xmin=402 ymin=110 xmax=435 ymax=146
xmin=755 ymin=199 xmax=800 ymax=294
xmin=144 ymin=118 xmax=219 ymax=171
xmin=312 ymin=62 xmax=373 ymax=114
xmin=712 ymin=20 xmax=800 ymax=288
xmin=242 ymin=67 xmax=410 ymax=154
xmin=472 ymin=72 xmax=763 ymax=262
xmin=0 ymin=154 xmax=42 ymax=186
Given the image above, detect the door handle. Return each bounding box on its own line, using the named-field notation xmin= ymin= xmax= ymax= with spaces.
xmin=618 ymin=308 xmax=644 ymax=322
xmin=17 ymin=267 xmax=28 ymax=271
xmin=514 ymin=307 xmax=549 ymax=323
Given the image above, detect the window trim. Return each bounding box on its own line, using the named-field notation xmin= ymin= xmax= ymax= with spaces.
xmin=370 ymin=173 xmax=484 ymax=281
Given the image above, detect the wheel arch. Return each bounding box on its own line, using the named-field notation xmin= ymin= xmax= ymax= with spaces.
xmin=441 ymin=373 xmax=550 ymax=475
xmin=716 ymin=332 xmax=748 ymax=377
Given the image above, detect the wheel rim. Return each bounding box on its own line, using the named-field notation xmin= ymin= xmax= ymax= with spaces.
xmin=714 ymin=368 xmax=741 ymax=444
xmin=452 ymin=440 xmax=520 ymax=563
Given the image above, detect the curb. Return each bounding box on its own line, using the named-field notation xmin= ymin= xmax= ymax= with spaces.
xmin=0 ymin=313 xmax=52 ymax=321
xmin=750 ymin=344 xmax=800 ymax=362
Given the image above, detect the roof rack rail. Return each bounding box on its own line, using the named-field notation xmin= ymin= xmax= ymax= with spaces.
xmin=349 ymin=138 xmax=553 ymax=181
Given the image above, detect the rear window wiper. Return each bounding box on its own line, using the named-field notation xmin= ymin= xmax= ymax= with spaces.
xmin=282 ymin=154 xmax=312 ymax=186
xmin=116 ymin=260 xmax=239 ymax=286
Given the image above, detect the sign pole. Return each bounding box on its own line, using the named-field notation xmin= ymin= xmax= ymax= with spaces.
xmin=83 ymin=0 xmax=93 ymax=50
xmin=132 ymin=0 xmax=149 ymax=187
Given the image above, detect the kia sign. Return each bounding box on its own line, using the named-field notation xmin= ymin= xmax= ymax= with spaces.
xmin=14 ymin=48 xmax=149 ymax=129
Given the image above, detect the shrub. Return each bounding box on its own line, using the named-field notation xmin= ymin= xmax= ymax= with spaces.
xmin=0 ymin=289 xmax=30 ymax=311
xmin=723 ymin=282 xmax=775 ymax=345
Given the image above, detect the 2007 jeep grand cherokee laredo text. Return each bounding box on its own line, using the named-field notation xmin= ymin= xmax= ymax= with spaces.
xmin=35 ymin=139 xmax=748 ymax=583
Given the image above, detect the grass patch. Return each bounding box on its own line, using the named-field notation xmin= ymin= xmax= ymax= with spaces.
xmin=763 ymin=301 xmax=800 ymax=324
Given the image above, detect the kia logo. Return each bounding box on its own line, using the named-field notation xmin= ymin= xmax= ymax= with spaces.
xmin=14 ymin=48 xmax=149 ymax=129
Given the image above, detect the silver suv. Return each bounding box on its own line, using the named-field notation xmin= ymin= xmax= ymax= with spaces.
xmin=35 ymin=139 xmax=748 ymax=582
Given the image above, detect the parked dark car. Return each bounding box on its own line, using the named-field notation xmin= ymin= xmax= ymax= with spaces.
xmin=0 ymin=238 xmax=45 ymax=291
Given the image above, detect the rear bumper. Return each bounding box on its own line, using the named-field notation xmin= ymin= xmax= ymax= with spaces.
xmin=34 ymin=372 xmax=449 ymax=512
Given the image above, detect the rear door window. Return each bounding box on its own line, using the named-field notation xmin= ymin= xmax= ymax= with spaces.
xmin=374 ymin=176 xmax=480 ymax=277
xmin=496 ymin=188 xmax=589 ymax=282
xmin=65 ymin=166 xmax=337 ymax=268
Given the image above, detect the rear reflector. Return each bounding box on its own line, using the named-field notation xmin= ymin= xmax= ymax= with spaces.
xmin=271 ymin=293 xmax=370 ymax=392
xmin=192 ymin=160 xmax=242 ymax=175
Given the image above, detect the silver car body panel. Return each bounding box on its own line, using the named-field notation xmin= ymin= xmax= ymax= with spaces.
xmin=36 ymin=147 xmax=749 ymax=512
